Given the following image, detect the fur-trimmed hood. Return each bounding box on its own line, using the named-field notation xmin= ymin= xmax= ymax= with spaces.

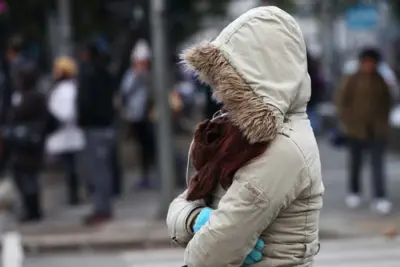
xmin=182 ymin=6 xmax=310 ymax=144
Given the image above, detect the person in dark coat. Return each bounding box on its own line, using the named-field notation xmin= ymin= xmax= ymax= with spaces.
xmin=200 ymin=81 xmax=222 ymax=120
xmin=5 ymin=61 xmax=47 ymax=222
xmin=335 ymin=48 xmax=392 ymax=215
xmin=77 ymin=43 xmax=116 ymax=225
xmin=0 ymin=36 xmax=27 ymax=174
xmin=306 ymin=52 xmax=325 ymax=133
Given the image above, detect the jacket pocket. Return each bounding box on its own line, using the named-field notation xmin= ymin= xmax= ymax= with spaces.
xmin=265 ymin=240 xmax=320 ymax=260
xmin=238 ymin=181 xmax=269 ymax=208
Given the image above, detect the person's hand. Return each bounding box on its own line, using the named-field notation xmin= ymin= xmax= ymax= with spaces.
xmin=192 ymin=207 xmax=213 ymax=233
xmin=192 ymin=208 xmax=265 ymax=266
xmin=242 ymin=238 xmax=264 ymax=266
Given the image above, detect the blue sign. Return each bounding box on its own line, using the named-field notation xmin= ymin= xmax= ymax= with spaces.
xmin=346 ymin=5 xmax=380 ymax=30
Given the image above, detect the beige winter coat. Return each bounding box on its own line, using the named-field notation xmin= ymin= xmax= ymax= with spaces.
xmin=166 ymin=6 xmax=324 ymax=267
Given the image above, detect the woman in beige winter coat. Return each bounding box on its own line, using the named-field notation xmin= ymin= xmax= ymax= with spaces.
xmin=167 ymin=6 xmax=324 ymax=267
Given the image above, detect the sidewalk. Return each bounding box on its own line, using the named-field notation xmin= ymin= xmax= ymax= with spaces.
xmin=317 ymin=139 xmax=400 ymax=238
xmin=3 ymin=138 xmax=400 ymax=253
xmin=5 ymin=187 xmax=171 ymax=253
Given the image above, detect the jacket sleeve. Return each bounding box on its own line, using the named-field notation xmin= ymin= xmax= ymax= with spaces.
xmin=184 ymin=137 xmax=310 ymax=267
xmin=334 ymin=75 xmax=354 ymax=125
xmin=166 ymin=190 xmax=206 ymax=247
xmin=376 ymin=74 xmax=392 ymax=115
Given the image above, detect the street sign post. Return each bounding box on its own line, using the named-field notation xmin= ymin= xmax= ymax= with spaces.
xmin=57 ymin=0 xmax=72 ymax=56
xmin=151 ymin=0 xmax=176 ymax=218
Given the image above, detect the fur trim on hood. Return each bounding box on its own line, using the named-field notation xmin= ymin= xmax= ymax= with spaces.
xmin=183 ymin=43 xmax=277 ymax=144
xmin=181 ymin=6 xmax=309 ymax=144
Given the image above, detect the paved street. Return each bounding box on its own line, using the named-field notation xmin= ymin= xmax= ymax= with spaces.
xmin=34 ymin=137 xmax=400 ymax=225
xmin=4 ymin=137 xmax=400 ymax=253
xmin=315 ymin=237 xmax=400 ymax=267
xmin=24 ymin=237 xmax=400 ymax=267
xmin=17 ymin=137 xmax=400 ymax=264
xmin=317 ymin=138 xmax=400 ymax=237
xmin=19 ymin=137 xmax=400 ymax=266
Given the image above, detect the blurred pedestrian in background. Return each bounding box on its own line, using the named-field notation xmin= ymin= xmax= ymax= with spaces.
xmin=0 ymin=35 xmax=27 ymax=174
xmin=3 ymin=61 xmax=47 ymax=222
xmin=91 ymin=37 xmax=123 ymax=198
xmin=167 ymin=83 xmax=187 ymax=187
xmin=120 ymin=40 xmax=156 ymax=189
xmin=46 ymin=57 xmax=84 ymax=206
xmin=343 ymin=51 xmax=399 ymax=101
xmin=175 ymin=70 xmax=196 ymax=119
xmin=5 ymin=35 xmax=26 ymax=94
xmin=200 ymin=81 xmax=222 ymax=119
xmin=307 ymin=52 xmax=325 ymax=134
xmin=335 ymin=48 xmax=392 ymax=215
xmin=77 ymin=43 xmax=116 ymax=225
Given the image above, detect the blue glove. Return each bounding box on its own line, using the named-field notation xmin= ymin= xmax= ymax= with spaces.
xmin=242 ymin=238 xmax=264 ymax=266
xmin=193 ymin=208 xmax=265 ymax=266
xmin=193 ymin=207 xmax=213 ymax=233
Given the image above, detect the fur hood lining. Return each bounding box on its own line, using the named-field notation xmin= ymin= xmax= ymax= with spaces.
xmin=182 ymin=42 xmax=277 ymax=144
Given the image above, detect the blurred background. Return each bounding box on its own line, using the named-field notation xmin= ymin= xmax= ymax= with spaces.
xmin=0 ymin=0 xmax=399 ymax=266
